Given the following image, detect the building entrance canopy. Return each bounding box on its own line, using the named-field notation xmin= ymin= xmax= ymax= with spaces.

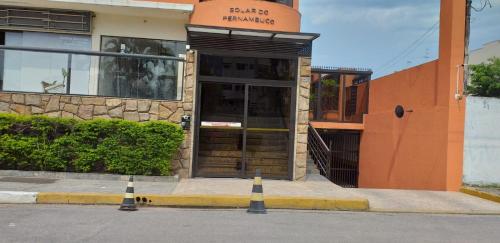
xmin=186 ymin=25 xmax=319 ymax=58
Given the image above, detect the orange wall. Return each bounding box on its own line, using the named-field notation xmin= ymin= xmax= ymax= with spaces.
xmin=359 ymin=0 xmax=466 ymax=191
xmin=359 ymin=61 xmax=451 ymax=190
xmin=141 ymin=0 xmax=301 ymax=32
xmin=190 ymin=0 xmax=301 ymax=32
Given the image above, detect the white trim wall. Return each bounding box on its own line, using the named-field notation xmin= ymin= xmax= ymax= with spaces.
xmin=463 ymin=96 xmax=500 ymax=186
xmin=88 ymin=13 xmax=189 ymax=95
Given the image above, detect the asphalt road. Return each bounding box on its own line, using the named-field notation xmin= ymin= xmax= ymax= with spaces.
xmin=0 ymin=205 xmax=499 ymax=243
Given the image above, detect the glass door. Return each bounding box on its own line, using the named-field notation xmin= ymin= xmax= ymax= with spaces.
xmin=195 ymin=82 xmax=293 ymax=179
xmin=197 ymin=82 xmax=245 ymax=177
xmin=244 ymin=86 xmax=292 ymax=179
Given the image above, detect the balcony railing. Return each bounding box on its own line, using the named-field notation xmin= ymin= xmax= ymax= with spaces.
xmin=0 ymin=45 xmax=185 ymax=101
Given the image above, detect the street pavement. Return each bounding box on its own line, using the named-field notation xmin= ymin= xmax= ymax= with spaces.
xmin=174 ymin=177 xmax=500 ymax=213
xmin=0 ymin=204 xmax=499 ymax=243
xmin=1 ymin=174 xmax=500 ymax=213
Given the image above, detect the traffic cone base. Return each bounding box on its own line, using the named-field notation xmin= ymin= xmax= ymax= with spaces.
xmin=248 ymin=169 xmax=267 ymax=214
xmin=119 ymin=176 xmax=137 ymax=211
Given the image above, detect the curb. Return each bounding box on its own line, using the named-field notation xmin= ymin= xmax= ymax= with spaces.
xmin=460 ymin=187 xmax=500 ymax=204
xmin=0 ymin=170 xmax=179 ymax=182
xmin=369 ymin=208 xmax=500 ymax=216
xmin=35 ymin=192 xmax=370 ymax=211
xmin=0 ymin=191 xmax=38 ymax=204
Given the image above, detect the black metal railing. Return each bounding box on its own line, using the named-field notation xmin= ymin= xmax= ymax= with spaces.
xmin=308 ymin=124 xmax=331 ymax=178
xmin=0 ymin=45 xmax=185 ymax=101
xmin=321 ymin=130 xmax=360 ymax=188
xmin=308 ymin=124 xmax=360 ymax=188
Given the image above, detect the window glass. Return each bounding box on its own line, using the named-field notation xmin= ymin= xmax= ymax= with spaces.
xmin=98 ymin=36 xmax=185 ymax=100
xmin=200 ymin=54 xmax=296 ymax=81
xmin=1 ymin=31 xmax=91 ymax=94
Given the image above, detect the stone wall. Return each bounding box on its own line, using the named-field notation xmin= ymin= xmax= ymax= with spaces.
xmin=0 ymin=51 xmax=197 ymax=178
xmin=294 ymin=57 xmax=311 ymax=180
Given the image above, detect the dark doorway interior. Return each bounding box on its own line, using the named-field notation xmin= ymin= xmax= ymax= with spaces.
xmin=0 ymin=31 xmax=5 ymax=90
xmin=196 ymin=82 xmax=292 ymax=179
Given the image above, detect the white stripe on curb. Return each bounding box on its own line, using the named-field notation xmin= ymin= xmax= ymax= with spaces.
xmin=0 ymin=191 xmax=38 ymax=204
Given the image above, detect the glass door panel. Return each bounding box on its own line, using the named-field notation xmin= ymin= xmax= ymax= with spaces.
xmin=245 ymin=86 xmax=291 ymax=179
xmin=197 ymin=82 xmax=245 ymax=177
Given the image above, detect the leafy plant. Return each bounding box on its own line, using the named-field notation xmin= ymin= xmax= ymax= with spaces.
xmin=467 ymin=57 xmax=500 ymax=97
xmin=0 ymin=114 xmax=184 ymax=176
xmin=322 ymin=79 xmax=339 ymax=88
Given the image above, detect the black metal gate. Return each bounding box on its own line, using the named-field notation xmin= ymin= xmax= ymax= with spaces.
xmin=308 ymin=125 xmax=360 ymax=188
xmin=321 ymin=131 xmax=360 ymax=188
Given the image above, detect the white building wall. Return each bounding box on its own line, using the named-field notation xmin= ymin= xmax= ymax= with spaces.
xmin=469 ymin=40 xmax=500 ymax=65
xmin=0 ymin=0 xmax=191 ymax=96
xmin=91 ymin=13 xmax=188 ymax=50
xmin=87 ymin=13 xmax=189 ymax=94
xmin=463 ymin=96 xmax=500 ymax=186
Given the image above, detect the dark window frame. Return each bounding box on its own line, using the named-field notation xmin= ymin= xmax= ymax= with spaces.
xmin=198 ymin=52 xmax=298 ymax=83
xmin=97 ymin=35 xmax=187 ymax=101
xmin=193 ymin=51 xmax=298 ymax=180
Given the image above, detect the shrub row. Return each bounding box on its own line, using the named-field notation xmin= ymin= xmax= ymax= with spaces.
xmin=0 ymin=113 xmax=184 ymax=176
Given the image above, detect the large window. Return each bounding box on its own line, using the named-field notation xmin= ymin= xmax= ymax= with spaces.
xmin=98 ymin=36 xmax=185 ymax=100
xmin=309 ymin=71 xmax=371 ymax=123
xmin=1 ymin=31 xmax=91 ymax=94
xmin=199 ymin=54 xmax=296 ymax=81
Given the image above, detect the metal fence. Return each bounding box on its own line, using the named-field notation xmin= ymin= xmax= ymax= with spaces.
xmin=308 ymin=124 xmax=331 ymax=178
xmin=308 ymin=124 xmax=360 ymax=188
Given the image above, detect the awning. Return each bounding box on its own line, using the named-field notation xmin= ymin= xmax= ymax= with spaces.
xmin=186 ymin=24 xmax=320 ymax=57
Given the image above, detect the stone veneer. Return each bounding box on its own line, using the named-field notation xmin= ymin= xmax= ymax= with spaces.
xmin=0 ymin=52 xmax=311 ymax=181
xmin=294 ymin=57 xmax=311 ymax=180
xmin=0 ymin=51 xmax=197 ymax=178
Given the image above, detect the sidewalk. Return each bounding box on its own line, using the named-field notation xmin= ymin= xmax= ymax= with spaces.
xmin=348 ymin=188 xmax=500 ymax=213
xmin=1 ymin=173 xmax=499 ymax=214
xmin=0 ymin=176 xmax=176 ymax=194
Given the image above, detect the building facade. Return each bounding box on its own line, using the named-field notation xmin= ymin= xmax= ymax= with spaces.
xmin=0 ymin=0 xmax=317 ymax=180
xmin=469 ymin=40 xmax=500 ymax=65
xmin=463 ymin=40 xmax=500 ymax=186
xmin=308 ymin=0 xmax=469 ymax=191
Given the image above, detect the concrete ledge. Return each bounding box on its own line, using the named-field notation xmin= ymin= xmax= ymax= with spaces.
xmin=0 ymin=191 xmax=38 ymax=204
xmin=0 ymin=170 xmax=178 ymax=182
xmin=35 ymin=193 xmax=369 ymax=211
xmin=460 ymin=187 xmax=500 ymax=204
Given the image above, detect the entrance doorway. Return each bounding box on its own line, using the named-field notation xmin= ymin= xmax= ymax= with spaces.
xmin=195 ymin=82 xmax=295 ymax=179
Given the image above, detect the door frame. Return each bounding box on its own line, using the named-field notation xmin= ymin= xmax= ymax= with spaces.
xmin=192 ymin=51 xmax=298 ymax=180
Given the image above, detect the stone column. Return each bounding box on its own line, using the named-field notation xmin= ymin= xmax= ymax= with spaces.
xmin=294 ymin=57 xmax=311 ymax=180
xmin=174 ymin=50 xmax=197 ymax=179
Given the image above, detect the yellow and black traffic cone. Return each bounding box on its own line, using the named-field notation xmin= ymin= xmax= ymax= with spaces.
xmin=119 ymin=176 xmax=137 ymax=211
xmin=247 ymin=169 xmax=266 ymax=214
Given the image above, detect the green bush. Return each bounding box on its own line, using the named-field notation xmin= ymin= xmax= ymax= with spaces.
xmin=0 ymin=113 xmax=184 ymax=176
xmin=467 ymin=57 xmax=500 ymax=97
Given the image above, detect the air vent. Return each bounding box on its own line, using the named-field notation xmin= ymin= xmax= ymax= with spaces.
xmin=0 ymin=6 xmax=92 ymax=34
